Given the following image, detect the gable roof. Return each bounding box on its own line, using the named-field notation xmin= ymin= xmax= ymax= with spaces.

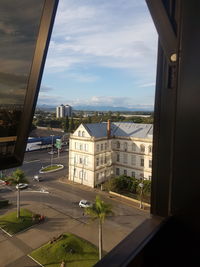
xmin=83 ymin=122 xmax=153 ymax=139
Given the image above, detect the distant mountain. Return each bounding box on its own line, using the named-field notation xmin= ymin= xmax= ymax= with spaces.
xmin=36 ymin=104 xmax=153 ymax=112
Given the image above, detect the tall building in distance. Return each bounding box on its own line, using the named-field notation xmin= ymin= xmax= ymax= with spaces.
xmin=56 ymin=104 xmax=72 ymax=118
xmin=68 ymin=121 xmax=153 ymax=188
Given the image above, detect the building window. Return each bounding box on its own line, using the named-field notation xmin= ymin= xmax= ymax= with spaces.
xmin=140 ymin=144 xmax=145 ymax=153
xmin=84 ymin=157 xmax=88 ymax=165
xmin=101 ymin=144 xmax=103 ymax=151
xmin=124 ymin=142 xmax=128 ymax=151
xmin=105 ymin=143 xmax=107 ymax=150
xmin=84 ymin=172 xmax=88 ymax=181
xmin=75 ymin=142 xmax=77 ymax=149
xmin=79 ymin=143 xmax=83 ymax=150
xmin=74 ymin=168 xmax=77 ymax=177
xmin=74 ymin=155 xmax=78 ymax=163
xmin=96 ymin=173 xmax=99 ymax=181
xmin=82 ymin=131 xmax=85 ymax=137
xmin=117 ymin=154 xmax=120 ymax=162
xmin=78 ymin=131 xmax=81 ymax=137
xmin=123 ymin=153 xmax=128 ymax=164
xmin=104 ymin=155 xmax=107 ymax=164
xmin=140 ymin=158 xmax=144 ymax=167
xmin=132 ymin=171 xmax=135 ymax=177
xmin=149 ymin=160 xmax=152 ymax=168
xmin=148 ymin=145 xmax=152 ymax=153
xmin=117 ymin=141 xmax=120 ymax=149
xmin=132 ymin=143 xmax=136 ymax=151
xmin=79 ymin=157 xmax=83 ymax=164
xmin=96 ymin=157 xmax=99 ymax=166
xmin=131 ymin=155 xmax=136 ymax=165
xmin=140 ymin=173 xmax=144 ymax=179
xmin=116 ymin=168 xmax=120 ymax=176
xmin=97 ymin=144 xmax=99 ymax=151
xmin=100 ymin=156 xmax=104 ymax=165
xmin=84 ymin=144 xmax=88 ymax=151
xmin=79 ymin=170 xmax=83 ymax=180
xmin=124 ymin=169 xmax=127 ymax=176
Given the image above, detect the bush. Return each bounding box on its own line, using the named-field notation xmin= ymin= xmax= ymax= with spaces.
xmin=0 ymin=199 xmax=9 ymax=208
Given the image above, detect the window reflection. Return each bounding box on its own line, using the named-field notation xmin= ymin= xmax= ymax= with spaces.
xmin=0 ymin=0 xmax=45 ymax=157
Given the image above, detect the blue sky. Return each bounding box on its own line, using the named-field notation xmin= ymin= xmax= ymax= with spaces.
xmin=38 ymin=0 xmax=158 ymax=109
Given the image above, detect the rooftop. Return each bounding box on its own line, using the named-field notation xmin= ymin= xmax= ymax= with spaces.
xmin=84 ymin=122 xmax=153 ymax=139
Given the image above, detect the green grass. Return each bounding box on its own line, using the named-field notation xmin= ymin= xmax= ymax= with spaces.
xmin=42 ymin=165 xmax=62 ymax=172
xmin=30 ymin=233 xmax=99 ymax=267
xmin=0 ymin=208 xmax=39 ymax=234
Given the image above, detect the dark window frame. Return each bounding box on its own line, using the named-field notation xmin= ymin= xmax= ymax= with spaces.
xmin=0 ymin=0 xmax=59 ymax=170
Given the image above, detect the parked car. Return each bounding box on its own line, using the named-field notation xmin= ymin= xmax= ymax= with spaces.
xmin=33 ymin=175 xmax=43 ymax=182
xmin=79 ymin=200 xmax=93 ymax=208
xmin=16 ymin=183 xmax=28 ymax=190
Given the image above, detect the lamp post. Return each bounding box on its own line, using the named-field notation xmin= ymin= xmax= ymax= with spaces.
xmin=50 ymin=135 xmax=54 ymax=167
xmin=139 ymin=180 xmax=144 ymax=209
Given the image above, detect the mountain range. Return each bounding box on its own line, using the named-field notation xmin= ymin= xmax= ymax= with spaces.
xmin=36 ymin=104 xmax=153 ymax=112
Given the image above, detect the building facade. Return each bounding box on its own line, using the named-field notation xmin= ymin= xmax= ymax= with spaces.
xmin=56 ymin=104 xmax=72 ymax=118
xmin=68 ymin=121 xmax=153 ymax=188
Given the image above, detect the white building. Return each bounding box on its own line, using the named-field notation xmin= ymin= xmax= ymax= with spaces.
xmin=68 ymin=121 xmax=153 ymax=188
xmin=56 ymin=104 xmax=72 ymax=118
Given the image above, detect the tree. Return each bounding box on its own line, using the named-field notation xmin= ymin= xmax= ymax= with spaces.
xmin=8 ymin=169 xmax=28 ymax=218
xmin=63 ymin=116 xmax=69 ymax=133
xmin=69 ymin=117 xmax=75 ymax=132
xmin=85 ymin=196 xmax=113 ymax=260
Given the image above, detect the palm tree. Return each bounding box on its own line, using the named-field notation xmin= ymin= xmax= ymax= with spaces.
xmin=85 ymin=195 xmax=113 ymax=260
xmin=8 ymin=169 xmax=28 ymax=218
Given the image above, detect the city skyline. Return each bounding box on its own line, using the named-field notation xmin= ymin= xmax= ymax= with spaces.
xmin=38 ymin=0 xmax=158 ymax=110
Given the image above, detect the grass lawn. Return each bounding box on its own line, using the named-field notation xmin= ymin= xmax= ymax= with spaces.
xmin=30 ymin=233 xmax=99 ymax=267
xmin=42 ymin=165 xmax=62 ymax=172
xmin=0 ymin=208 xmax=40 ymax=234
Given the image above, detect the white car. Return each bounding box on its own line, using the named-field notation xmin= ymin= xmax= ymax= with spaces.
xmin=16 ymin=183 xmax=28 ymax=190
xmin=79 ymin=200 xmax=93 ymax=208
xmin=33 ymin=175 xmax=43 ymax=182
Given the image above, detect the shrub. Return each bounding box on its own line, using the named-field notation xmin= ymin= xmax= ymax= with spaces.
xmin=0 ymin=199 xmax=9 ymax=208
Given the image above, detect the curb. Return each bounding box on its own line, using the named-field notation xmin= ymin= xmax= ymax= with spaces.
xmin=27 ymin=254 xmax=44 ymax=267
xmin=0 ymin=226 xmax=13 ymax=237
xmin=39 ymin=164 xmax=64 ymax=173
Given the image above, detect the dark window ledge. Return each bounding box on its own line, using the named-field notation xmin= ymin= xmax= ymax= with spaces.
xmin=94 ymin=216 xmax=164 ymax=267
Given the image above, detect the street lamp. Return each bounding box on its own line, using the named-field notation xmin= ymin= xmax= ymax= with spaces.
xmin=139 ymin=180 xmax=144 ymax=209
xmin=50 ymin=135 xmax=54 ymax=167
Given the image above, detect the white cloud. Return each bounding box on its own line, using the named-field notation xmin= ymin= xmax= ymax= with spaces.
xmin=45 ymin=0 xmax=158 ymax=78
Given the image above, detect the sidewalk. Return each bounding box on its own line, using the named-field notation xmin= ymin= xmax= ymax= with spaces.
xmin=0 ymin=200 xmax=134 ymax=267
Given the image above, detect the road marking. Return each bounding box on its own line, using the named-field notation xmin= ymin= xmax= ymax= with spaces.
xmin=24 ymin=159 xmax=40 ymax=164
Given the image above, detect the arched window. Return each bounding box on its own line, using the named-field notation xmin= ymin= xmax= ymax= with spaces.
xmin=132 ymin=143 xmax=136 ymax=151
xmin=78 ymin=130 xmax=81 ymax=136
xmin=117 ymin=141 xmax=120 ymax=149
xmin=124 ymin=142 xmax=128 ymax=151
xmin=140 ymin=144 xmax=145 ymax=153
xmin=148 ymin=145 xmax=152 ymax=153
xmin=82 ymin=131 xmax=85 ymax=137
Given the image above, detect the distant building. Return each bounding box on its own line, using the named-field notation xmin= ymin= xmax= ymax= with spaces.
xmin=56 ymin=104 xmax=72 ymax=118
xmin=68 ymin=121 xmax=153 ymax=188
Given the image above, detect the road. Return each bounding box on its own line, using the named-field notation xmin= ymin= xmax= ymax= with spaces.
xmin=0 ymin=150 xmax=150 ymax=255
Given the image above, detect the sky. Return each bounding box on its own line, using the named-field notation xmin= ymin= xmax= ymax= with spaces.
xmin=38 ymin=0 xmax=158 ymax=110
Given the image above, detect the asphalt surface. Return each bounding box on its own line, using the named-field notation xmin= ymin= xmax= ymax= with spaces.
xmin=0 ymin=149 xmax=150 ymax=266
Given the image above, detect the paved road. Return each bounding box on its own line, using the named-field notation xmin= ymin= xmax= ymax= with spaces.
xmin=0 ymin=150 xmax=150 ymax=266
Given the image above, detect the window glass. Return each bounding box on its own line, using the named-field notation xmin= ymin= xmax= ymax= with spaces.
xmin=0 ymin=0 xmax=45 ymax=158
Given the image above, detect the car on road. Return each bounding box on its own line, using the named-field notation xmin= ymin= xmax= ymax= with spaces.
xmin=79 ymin=199 xmax=93 ymax=208
xmin=33 ymin=175 xmax=43 ymax=182
xmin=16 ymin=183 xmax=28 ymax=190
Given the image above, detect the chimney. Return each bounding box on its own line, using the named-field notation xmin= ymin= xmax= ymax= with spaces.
xmin=107 ymin=119 xmax=111 ymax=138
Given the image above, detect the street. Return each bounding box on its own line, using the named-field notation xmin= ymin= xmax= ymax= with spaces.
xmin=0 ymin=149 xmax=150 ymax=266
